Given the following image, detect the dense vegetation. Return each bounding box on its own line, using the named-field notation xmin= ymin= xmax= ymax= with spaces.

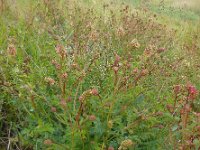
xmin=0 ymin=0 xmax=200 ymax=149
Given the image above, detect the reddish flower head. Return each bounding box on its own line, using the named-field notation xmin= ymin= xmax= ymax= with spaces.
xmin=132 ymin=68 xmax=139 ymax=74
xmin=141 ymin=69 xmax=148 ymax=76
xmin=79 ymin=95 xmax=84 ymax=102
xmin=187 ymin=85 xmax=198 ymax=100
xmin=157 ymin=47 xmax=166 ymax=53
xmin=108 ymin=146 xmax=115 ymax=150
xmin=89 ymin=115 xmax=96 ymax=121
xmin=7 ymin=44 xmax=17 ymax=56
xmin=113 ymin=66 xmax=119 ymax=74
xmin=44 ymin=139 xmax=53 ymax=145
xmin=90 ymin=88 xmax=99 ymax=96
xmin=60 ymin=99 xmax=67 ymax=107
xmin=51 ymin=107 xmax=57 ymax=112
xmin=62 ymin=73 xmax=68 ymax=79
xmin=174 ymin=85 xmax=181 ymax=95
xmin=115 ymin=54 xmax=121 ymax=62
xmin=188 ymin=85 xmax=198 ymax=95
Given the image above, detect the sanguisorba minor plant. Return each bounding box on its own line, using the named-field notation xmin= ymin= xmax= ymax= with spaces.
xmin=36 ymin=41 xmax=167 ymax=149
xmin=166 ymin=83 xmax=200 ymax=149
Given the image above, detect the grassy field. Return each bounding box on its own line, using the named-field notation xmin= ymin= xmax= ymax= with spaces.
xmin=0 ymin=0 xmax=200 ymax=150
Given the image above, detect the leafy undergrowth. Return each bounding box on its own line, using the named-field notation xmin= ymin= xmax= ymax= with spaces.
xmin=0 ymin=0 xmax=200 ymax=150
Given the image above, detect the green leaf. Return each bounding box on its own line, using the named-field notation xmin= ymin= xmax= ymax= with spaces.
xmin=94 ymin=118 xmax=104 ymax=137
xmin=172 ymin=124 xmax=178 ymax=132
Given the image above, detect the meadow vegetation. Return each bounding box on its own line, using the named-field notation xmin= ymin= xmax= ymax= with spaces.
xmin=0 ymin=0 xmax=200 ymax=149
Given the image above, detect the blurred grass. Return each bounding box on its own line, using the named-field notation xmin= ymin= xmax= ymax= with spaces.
xmin=128 ymin=0 xmax=200 ymax=57
xmin=129 ymin=0 xmax=200 ymax=22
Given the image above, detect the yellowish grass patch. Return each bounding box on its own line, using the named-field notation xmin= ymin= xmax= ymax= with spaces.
xmin=172 ymin=0 xmax=200 ymax=10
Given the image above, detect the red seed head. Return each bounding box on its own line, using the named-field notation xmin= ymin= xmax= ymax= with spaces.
xmin=55 ymin=44 xmax=63 ymax=53
xmin=174 ymin=85 xmax=181 ymax=95
xmin=130 ymin=39 xmax=140 ymax=48
xmin=51 ymin=107 xmax=57 ymax=112
xmin=155 ymin=111 xmax=163 ymax=116
xmin=89 ymin=115 xmax=96 ymax=121
xmin=60 ymin=99 xmax=67 ymax=107
xmin=45 ymin=77 xmax=55 ymax=85
xmin=7 ymin=44 xmax=17 ymax=56
xmin=157 ymin=47 xmax=166 ymax=53
xmin=90 ymin=88 xmax=98 ymax=96
xmin=62 ymin=73 xmax=68 ymax=79
xmin=114 ymin=54 xmax=121 ymax=66
xmin=113 ymin=66 xmax=119 ymax=73
xmin=44 ymin=139 xmax=53 ymax=145
xmin=79 ymin=95 xmax=84 ymax=102
xmin=108 ymin=146 xmax=115 ymax=150
xmin=55 ymin=44 xmax=66 ymax=58
xmin=188 ymin=85 xmax=198 ymax=95
xmin=51 ymin=59 xmax=57 ymax=65
xmin=115 ymin=54 xmax=121 ymax=63
xmin=55 ymin=64 xmax=61 ymax=70
xmin=132 ymin=68 xmax=139 ymax=74
xmin=187 ymin=84 xmax=198 ymax=100
xmin=141 ymin=69 xmax=148 ymax=76
xmin=71 ymin=63 xmax=77 ymax=69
